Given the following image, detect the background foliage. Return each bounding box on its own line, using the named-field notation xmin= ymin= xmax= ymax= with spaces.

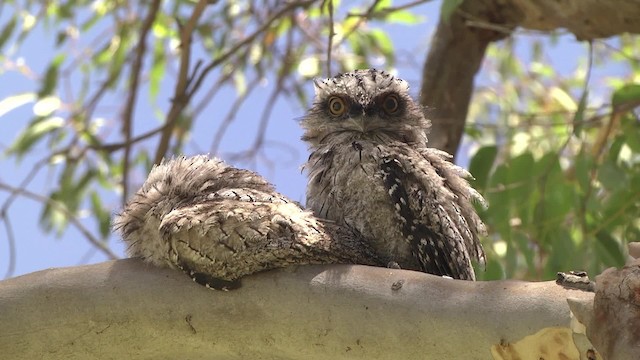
xmin=1 ymin=0 xmax=639 ymax=281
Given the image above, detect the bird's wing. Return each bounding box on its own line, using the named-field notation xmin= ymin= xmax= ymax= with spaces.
xmin=158 ymin=188 xmax=303 ymax=289
xmin=379 ymin=145 xmax=482 ymax=280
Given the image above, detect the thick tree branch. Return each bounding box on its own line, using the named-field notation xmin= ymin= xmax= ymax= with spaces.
xmin=421 ymin=0 xmax=640 ymax=156
xmin=420 ymin=1 xmax=514 ymax=156
xmin=0 ymin=259 xmax=597 ymax=359
xmin=510 ymin=0 xmax=640 ymax=40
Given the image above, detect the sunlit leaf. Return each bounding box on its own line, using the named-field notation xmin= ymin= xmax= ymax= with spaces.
xmin=549 ymin=86 xmax=576 ymax=112
xmin=384 ymin=10 xmax=423 ymax=25
xmin=298 ymin=57 xmax=320 ymax=78
xmin=368 ymin=29 xmax=393 ymax=59
xmin=7 ymin=117 xmax=65 ymax=157
xmin=33 ymin=96 xmax=61 ymax=117
xmin=0 ymin=93 xmax=35 ymax=117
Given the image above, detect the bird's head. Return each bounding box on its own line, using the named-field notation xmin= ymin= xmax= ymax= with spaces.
xmin=301 ymin=69 xmax=430 ymax=147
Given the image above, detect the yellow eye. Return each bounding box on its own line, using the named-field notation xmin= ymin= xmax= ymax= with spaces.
xmin=382 ymin=94 xmax=400 ymax=114
xmin=327 ymin=96 xmax=347 ymax=116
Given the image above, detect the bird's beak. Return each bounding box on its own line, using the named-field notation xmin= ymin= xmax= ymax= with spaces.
xmin=347 ymin=116 xmax=366 ymax=132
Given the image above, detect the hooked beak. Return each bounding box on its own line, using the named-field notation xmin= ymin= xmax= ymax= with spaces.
xmin=346 ymin=116 xmax=366 ymax=132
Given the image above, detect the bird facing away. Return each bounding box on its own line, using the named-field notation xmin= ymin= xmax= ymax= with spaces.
xmin=113 ymin=155 xmax=384 ymax=290
xmin=302 ymin=69 xmax=486 ymax=280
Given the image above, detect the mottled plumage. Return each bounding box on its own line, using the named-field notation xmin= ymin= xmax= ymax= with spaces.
xmin=302 ymin=69 xmax=486 ymax=280
xmin=113 ymin=155 xmax=383 ymax=289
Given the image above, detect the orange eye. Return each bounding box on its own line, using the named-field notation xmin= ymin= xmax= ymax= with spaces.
xmin=327 ymin=96 xmax=347 ymax=116
xmin=382 ymin=94 xmax=400 ymax=114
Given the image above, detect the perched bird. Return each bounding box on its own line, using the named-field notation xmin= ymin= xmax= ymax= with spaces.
xmin=302 ymin=69 xmax=486 ymax=280
xmin=113 ymin=155 xmax=383 ymax=290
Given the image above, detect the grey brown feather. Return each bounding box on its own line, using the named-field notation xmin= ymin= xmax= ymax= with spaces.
xmin=302 ymin=69 xmax=486 ymax=280
xmin=113 ymin=155 xmax=384 ymax=289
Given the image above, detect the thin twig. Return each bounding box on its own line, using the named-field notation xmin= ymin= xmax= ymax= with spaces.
xmin=209 ymin=76 xmax=262 ymax=155
xmin=90 ymin=124 xmax=167 ymax=153
xmin=347 ymin=0 xmax=433 ymax=17
xmin=325 ymin=0 xmax=334 ymax=76
xmin=186 ymin=0 xmax=314 ymax=103
xmin=153 ymin=0 xmax=209 ymax=165
xmin=0 ymin=183 xmax=119 ymax=260
xmin=338 ymin=0 xmax=381 ymax=47
xmin=191 ymin=66 xmax=237 ymax=119
xmin=228 ymin=80 xmax=285 ymax=164
xmin=1 ymin=212 xmax=16 ymax=279
xmin=121 ymin=0 xmax=162 ymax=204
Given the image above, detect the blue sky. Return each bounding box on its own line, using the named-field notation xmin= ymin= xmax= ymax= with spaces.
xmin=0 ymin=1 xmax=618 ymax=278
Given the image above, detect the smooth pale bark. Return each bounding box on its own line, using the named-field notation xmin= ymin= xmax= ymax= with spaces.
xmin=0 ymin=259 xmax=596 ymax=359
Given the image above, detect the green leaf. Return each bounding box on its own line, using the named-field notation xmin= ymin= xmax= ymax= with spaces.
xmin=485 ymin=163 xmax=511 ymax=235
xmin=506 ymin=152 xmax=535 ymax=204
xmin=7 ymin=117 xmax=65 ymax=158
xmin=373 ymin=0 xmax=392 ymax=12
xmin=476 ymin=258 xmax=504 ymax=280
xmin=107 ymin=27 xmax=130 ymax=87
xmin=611 ymin=83 xmax=640 ymax=107
xmin=368 ymin=29 xmax=394 ymax=59
xmin=513 ymin=232 xmax=535 ymax=274
xmin=625 ymin=224 xmax=640 ymax=243
xmin=38 ymin=54 xmax=65 ymax=97
xmin=544 ymin=228 xmax=576 ymax=278
xmin=149 ymin=38 xmax=166 ymax=100
xmin=440 ymin=0 xmax=463 ymax=23
xmin=601 ymin=187 xmax=638 ymax=229
xmin=55 ymin=30 xmax=68 ymax=47
xmin=90 ymin=192 xmax=111 ymax=239
xmin=598 ymin=160 xmax=628 ymax=191
xmin=469 ymin=145 xmax=497 ymax=191
xmin=573 ymin=152 xmax=594 ymax=194
xmin=572 ymin=89 xmax=588 ymax=136
xmin=384 ymin=10 xmax=423 ymax=25
xmin=0 ymin=16 xmax=17 ymax=49
xmin=621 ymin=115 xmax=640 ymax=152
xmin=40 ymin=197 xmax=69 ymax=236
xmin=595 ymin=231 xmax=625 ymax=267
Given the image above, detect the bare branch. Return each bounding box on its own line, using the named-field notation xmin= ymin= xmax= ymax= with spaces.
xmin=121 ymin=0 xmax=162 ymax=203
xmin=324 ymin=0 xmax=335 ymax=76
xmin=185 ymin=0 xmax=315 ymax=105
xmin=0 ymin=183 xmax=119 ymax=260
xmin=153 ymin=0 xmax=210 ymax=165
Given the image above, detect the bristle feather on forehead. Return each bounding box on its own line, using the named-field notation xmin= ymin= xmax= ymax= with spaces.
xmin=313 ymin=69 xmax=409 ymax=104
